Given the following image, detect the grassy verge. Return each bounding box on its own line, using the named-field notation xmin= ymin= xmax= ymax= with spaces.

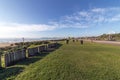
xmin=14 ymin=41 xmax=120 ymax=80
xmin=0 ymin=43 xmax=61 ymax=80
xmin=1 ymin=41 xmax=120 ymax=80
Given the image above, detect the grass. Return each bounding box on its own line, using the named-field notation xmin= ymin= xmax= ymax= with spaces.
xmin=0 ymin=44 xmax=61 ymax=80
xmin=0 ymin=51 xmax=53 ymax=80
xmin=1 ymin=41 xmax=120 ymax=80
xmin=28 ymin=44 xmax=41 ymax=48
xmin=28 ymin=44 xmax=47 ymax=49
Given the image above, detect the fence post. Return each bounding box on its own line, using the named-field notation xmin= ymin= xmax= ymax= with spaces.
xmin=0 ymin=55 xmax=1 ymax=68
xmin=38 ymin=47 xmax=40 ymax=53
xmin=26 ymin=49 xmax=29 ymax=58
xmin=14 ymin=51 xmax=17 ymax=62
xmin=18 ymin=50 xmax=20 ymax=61
xmin=9 ymin=52 xmax=12 ymax=65
xmin=22 ymin=49 xmax=26 ymax=59
xmin=11 ymin=52 xmax=14 ymax=64
xmin=3 ymin=53 xmax=9 ymax=67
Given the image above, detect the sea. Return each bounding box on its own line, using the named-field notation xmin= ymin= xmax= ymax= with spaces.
xmin=0 ymin=38 xmax=63 ymax=43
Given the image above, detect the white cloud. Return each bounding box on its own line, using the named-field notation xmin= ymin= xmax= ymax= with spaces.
xmin=78 ymin=11 xmax=89 ymax=17
xmin=92 ymin=8 xmax=105 ymax=13
xmin=0 ymin=23 xmax=56 ymax=38
xmin=109 ymin=14 xmax=120 ymax=22
xmin=57 ymin=7 xmax=120 ymax=28
xmin=0 ymin=23 xmax=56 ymax=32
xmin=1 ymin=7 xmax=120 ymax=38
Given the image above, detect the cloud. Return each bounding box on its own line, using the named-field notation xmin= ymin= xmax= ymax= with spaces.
xmin=109 ymin=14 xmax=120 ymax=22
xmin=91 ymin=8 xmax=105 ymax=13
xmin=56 ymin=7 xmax=120 ymax=27
xmin=0 ymin=23 xmax=56 ymax=32
xmin=1 ymin=7 xmax=120 ymax=38
xmin=0 ymin=23 xmax=56 ymax=38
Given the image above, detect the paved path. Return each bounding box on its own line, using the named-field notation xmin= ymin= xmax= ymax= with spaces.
xmin=93 ymin=40 xmax=120 ymax=46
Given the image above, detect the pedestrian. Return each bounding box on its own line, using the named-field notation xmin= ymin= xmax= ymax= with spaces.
xmin=66 ymin=39 xmax=69 ymax=44
xmin=80 ymin=40 xmax=83 ymax=45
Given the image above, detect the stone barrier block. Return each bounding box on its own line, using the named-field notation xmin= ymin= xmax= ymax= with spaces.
xmin=38 ymin=45 xmax=46 ymax=53
xmin=27 ymin=47 xmax=39 ymax=57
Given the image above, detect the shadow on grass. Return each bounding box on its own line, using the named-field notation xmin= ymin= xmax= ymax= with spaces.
xmin=17 ymin=53 xmax=49 ymax=65
xmin=0 ymin=67 xmax=24 ymax=80
xmin=0 ymin=43 xmax=62 ymax=80
xmin=17 ymin=43 xmax=62 ymax=65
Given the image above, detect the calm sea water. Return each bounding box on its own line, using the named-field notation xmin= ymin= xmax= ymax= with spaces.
xmin=0 ymin=38 xmax=62 ymax=43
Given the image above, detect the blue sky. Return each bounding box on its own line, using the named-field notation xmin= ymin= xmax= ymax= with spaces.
xmin=0 ymin=0 xmax=120 ymax=38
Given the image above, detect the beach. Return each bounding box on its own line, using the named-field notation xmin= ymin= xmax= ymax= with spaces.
xmin=0 ymin=43 xmax=12 ymax=48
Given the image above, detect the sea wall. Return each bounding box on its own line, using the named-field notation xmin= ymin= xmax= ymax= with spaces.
xmin=0 ymin=42 xmax=58 ymax=68
xmin=47 ymin=42 xmax=58 ymax=48
xmin=1 ymin=49 xmax=26 ymax=67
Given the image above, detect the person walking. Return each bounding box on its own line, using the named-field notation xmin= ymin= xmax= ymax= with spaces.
xmin=66 ymin=39 xmax=69 ymax=44
xmin=80 ymin=40 xmax=83 ymax=45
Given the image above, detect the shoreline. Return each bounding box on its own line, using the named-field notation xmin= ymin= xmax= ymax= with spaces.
xmin=0 ymin=39 xmax=65 ymax=48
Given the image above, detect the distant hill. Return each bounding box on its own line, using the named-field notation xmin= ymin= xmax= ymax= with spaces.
xmin=98 ymin=33 xmax=120 ymax=41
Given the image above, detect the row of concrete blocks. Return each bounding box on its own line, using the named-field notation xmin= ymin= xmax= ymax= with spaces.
xmin=0 ymin=50 xmax=26 ymax=67
xmin=27 ymin=45 xmax=47 ymax=57
xmin=0 ymin=43 xmax=58 ymax=68
xmin=27 ymin=43 xmax=58 ymax=57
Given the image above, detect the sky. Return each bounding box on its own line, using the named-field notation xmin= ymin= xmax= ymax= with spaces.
xmin=0 ymin=0 xmax=120 ymax=38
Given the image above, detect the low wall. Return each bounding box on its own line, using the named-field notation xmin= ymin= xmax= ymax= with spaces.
xmin=27 ymin=47 xmax=39 ymax=57
xmin=47 ymin=43 xmax=58 ymax=48
xmin=1 ymin=49 xmax=26 ymax=67
xmin=38 ymin=45 xmax=47 ymax=53
xmin=0 ymin=55 xmax=1 ymax=68
xmin=0 ymin=42 xmax=59 ymax=68
xmin=27 ymin=45 xmax=47 ymax=57
xmin=26 ymin=43 xmax=57 ymax=57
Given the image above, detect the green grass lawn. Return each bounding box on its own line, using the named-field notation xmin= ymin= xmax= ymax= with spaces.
xmin=1 ymin=41 xmax=120 ymax=80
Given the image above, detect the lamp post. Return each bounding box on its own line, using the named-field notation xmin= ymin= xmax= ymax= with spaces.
xmin=22 ymin=37 xmax=24 ymax=48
